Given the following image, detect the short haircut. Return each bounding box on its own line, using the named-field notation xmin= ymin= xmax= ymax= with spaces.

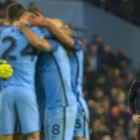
xmin=6 ymin=3 xmax=25 ymax=23
xmin=26 ymin=6 xmax=43 ymax=15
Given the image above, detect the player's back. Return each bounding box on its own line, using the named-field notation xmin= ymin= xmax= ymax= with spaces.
xmin=36 ymin=44 xmax=76 ymax=108
xmin=0 ymin=25 xmax=41 ymax=90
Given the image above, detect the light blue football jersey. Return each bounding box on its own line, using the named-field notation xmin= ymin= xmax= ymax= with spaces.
xmin=0 ymin=25 xmax=44 ymax=90
xmin=36 ymin=44 xmax=77 ymax=108
xmin=69 ymin=39 xmax=83 ymax=98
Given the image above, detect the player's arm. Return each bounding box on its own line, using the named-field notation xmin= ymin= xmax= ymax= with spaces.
xmin=14 ymin=21 xmax=53 ymax=52
xmin=44 ymin=19 xmax=82 ymax=51
xmin=44 ymin=19 xmax=74 ymax=46
xmin=0 ymin=60 xmax=14 ymax=79
xmin=128 ymin=80 xmax=140 ymax=124
xmin=28 ymin=12 xmax=81 ymax=50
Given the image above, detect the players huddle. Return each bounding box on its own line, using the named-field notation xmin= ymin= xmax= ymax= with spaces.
xmin=0 ymin=3 xmax=89 ymax=140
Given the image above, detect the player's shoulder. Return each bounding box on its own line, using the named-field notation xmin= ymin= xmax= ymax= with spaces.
xmin=25 ymin=24 xmax=44 ymax=39
xmin=0 ymin=25 xmax=17 ymax=36
xmin=26 ymin=24 xmax=40 ymax=32
xmin=0 ymin=24 xmax=6 ymax=34
xmin=39 ymin=27 xmax=49 ymax=33
xmin=130 ymin=77 xmax=140 ymax=90
xmin=133 ymin=77 xmax=140 ymax=84
xmin=39 ymin=27 xmax=52 ymax=39
xmin=0 ymin=25 xmax=11 ymax=31
xmin=1 ymin=25 xmax=20 ymax=32
xmin=0 ymin=24 xmax=6 ymax=29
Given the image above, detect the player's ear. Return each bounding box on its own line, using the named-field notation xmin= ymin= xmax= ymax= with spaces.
xmin=5 ymin=17 xmax=9 ymax=22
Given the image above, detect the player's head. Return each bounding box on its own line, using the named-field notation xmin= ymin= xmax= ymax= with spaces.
xmin=50 ymin=19 xmax=73 ymax=36
xmin=26 ymin=6 xmax=43 ymax=16
xmin=101 ymin=135 xmax=111 ymax=140
xmin=26 ymin=6 xmax=44 ymax=26
xmin=6 ymin=3 xmax=25 ymax=23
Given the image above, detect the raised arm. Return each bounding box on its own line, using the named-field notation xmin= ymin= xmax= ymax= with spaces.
xmin=14 ymin=21 xmax=54 ymax=52
xmin=44 ymin=19 xmax=82 ymax=51
xmin=27 ymin=12 xmax=82 ymax=50
xmin=44 ymin=19 xmax=75 ymax=47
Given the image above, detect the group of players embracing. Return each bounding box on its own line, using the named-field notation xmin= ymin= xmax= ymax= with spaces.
xmin=0 ymin=2 xmax=89 ymax=140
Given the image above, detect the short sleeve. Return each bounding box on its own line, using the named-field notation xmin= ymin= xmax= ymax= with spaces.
xmin=39 ymin=27 xmax=53 ymax=39
xmin=71 ymin=38 xmax=82 ymax=51
xmin=47 ymin=39 xmax=59 ymax=52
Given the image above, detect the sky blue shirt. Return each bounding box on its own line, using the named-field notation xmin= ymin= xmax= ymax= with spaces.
xmin=36 ymin=43 xmax=77 ymax=108
xmin=68 ymin=38 xmax=83 ymax=99
xmin=0 ymin=25 xmax=54 ymax=90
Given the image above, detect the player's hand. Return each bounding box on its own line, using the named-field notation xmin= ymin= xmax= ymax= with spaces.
xmin=132 ymin=114 xmax=140 ymax=124
xmin=0 ymin=61 xmax=14 ymax=79
xmin=0 ymin=60 xmax=7 ymax=64
xmin=13 ymin=20 xmax=25 ymax=28
xmin=45 ymin=18 xmax=63 ymax=28
xmin=28 ymin=12 xmax=46 ymax=27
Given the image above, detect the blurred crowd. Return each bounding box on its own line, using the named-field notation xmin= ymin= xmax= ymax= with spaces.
xmin=0 ymin=0 xmax=138 ymax=139
xmin=1 ymin=0 xmax=140 ymax=26
xmin=0 ymin=0 xmax=13 ymax=18
xmin=89 ymin=0 xmax=140 ymax=27
xmin=81 ymin=34 xmax=137 ymax=140
xmin=0 ymin=0 xmax=34 ymax=18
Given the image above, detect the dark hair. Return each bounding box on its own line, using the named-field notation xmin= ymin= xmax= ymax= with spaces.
xmin=26 ymin=6 xmax=43 ymax=15
xmin=6 ymin=3 xmax=25 ymax=23
xmin=93 ymin=34 xmax=100 ymax=38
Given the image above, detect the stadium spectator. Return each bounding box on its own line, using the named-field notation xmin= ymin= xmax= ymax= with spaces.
xmin=88 ymin=44 xmax=102 ymax=71
xmin=84 ymin=34 xmax=135 ymax=139
xmin=101 ymin=43 xmax=118 ymax=71
xmin=89 ymin=34 xmax=103 ymax=53
xmin=117 ymin=46 xmax=132 ymax=72
xmin=0 ymin=4 xmax=5 ymax=18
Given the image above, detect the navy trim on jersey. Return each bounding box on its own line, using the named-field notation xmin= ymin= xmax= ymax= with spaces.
xmin=14 ymin=120 xmax=18 ymax=133
xmin=41 ymin=124 xmax=44 ymax=135
xmin=83 ymin=115 xmax=86 ymax=137
xmin=51 ymin=53 xmax=68 ymax=106
xmin=19 ymin=121 xmax=22 ymax=133
xmin=63 ymin=107 xmax=66 ymax=140
xmin=73 ymin=53 xmax=83 ymax=107
xmin=73 ymin=53 xmax=79 ymax=87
